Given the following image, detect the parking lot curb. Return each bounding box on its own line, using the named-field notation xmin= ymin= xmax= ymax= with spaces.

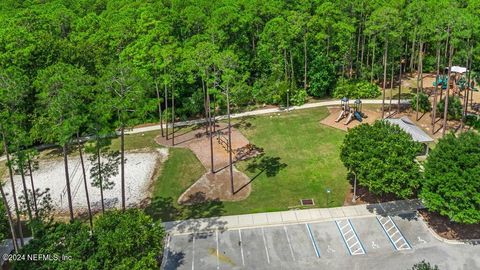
xmin=417 ymin=214 xmax=480 ymax=245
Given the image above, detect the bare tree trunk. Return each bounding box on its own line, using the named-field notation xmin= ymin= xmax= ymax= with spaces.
xmin=2 ymin=131 xmax=23 ymax=246
xmin=284 ymin=49 xmax=289 ymax=82
xmin=171 ymin=88 xmax=175 ymax=146
xmin=389 ymin=59 xmax=394 ymax=114
xmin=19 ymin=163 xmax=32 ymax=222
xmin=432 ymin=45 xmax=440 ymax=132
xmin=442 ymin=45 xmax=454 ymax=136
xmin=461 ymin=44 xmax=473 ymax=131
xmin=120 ymin=124 xmax=125 ymax=211
xmin=290 ymin=50 xmax=295 ymax=87
xmin=382 ymin=40 xmax=388 ymax=118
xmin=96 ymin=140 xmax=104 ymax=213
xmin=165 ymin=84 xmax=169 ymax=140
xmin=371 ymin=37 xmax=376 ymax=83
xmin=63 ymin=143 xmax=74 ymax=222
xmin=398 ymin=61 xmax=402 ymax=112
xmin=76 ymin=134 xmax=92 ymax=228
xmin=27 ymin=159 xmax=38 ymax=218
xmin=155 ymin=81 xmax=164 ymax=137
xmin=226 ymin=85 xmax=234 ymax=195
xmin=201 ymin=79 xmax=209 ymax=135
xmin=409 ymin=33 xmax=416 ymax=72
xmin=206 ymin=77 xmax=214 ymax=173
xmin=0 ymin=183 xmax=18 ymax=252
xmin=416 ymin=41 xmax=423 ymax=121
xmin=304 ymin=33 xmax=308 ymax=90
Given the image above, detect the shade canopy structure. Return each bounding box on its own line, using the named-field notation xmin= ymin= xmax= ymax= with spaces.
xmin=385 ymin=117 xmax=434 ymax=144
xmin=445 ymin=66 xmax=467 ymax=74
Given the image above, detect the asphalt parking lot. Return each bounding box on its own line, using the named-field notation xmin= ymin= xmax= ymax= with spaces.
xmin=163 ymin=212 xmax=480 ymax=270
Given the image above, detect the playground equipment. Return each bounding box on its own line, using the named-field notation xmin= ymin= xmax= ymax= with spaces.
xmin=335 ymin=98 xmax=364 ymax=125
xmin=345 ymin=99 xmax=364 ymax=125
xmin=335 ymin=97 xmax=350 ymax=123
xmin=433 ymin=75 xmax=448 ymax=90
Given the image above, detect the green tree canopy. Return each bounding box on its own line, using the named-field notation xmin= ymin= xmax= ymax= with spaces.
xmin=421 ymin=132 xmax=480 ymax=224
xmin=340 ymin=120 xmax=423 ymax=198
xmin=14 ymin=209 xmax=165 ymax=270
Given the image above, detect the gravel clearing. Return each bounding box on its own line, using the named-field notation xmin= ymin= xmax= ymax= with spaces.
xmin=2 ymin=149 xmax=166 ymax=214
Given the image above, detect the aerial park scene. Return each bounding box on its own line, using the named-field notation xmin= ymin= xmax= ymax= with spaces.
xmin=0 ymin=0 xmax=479 ymax=269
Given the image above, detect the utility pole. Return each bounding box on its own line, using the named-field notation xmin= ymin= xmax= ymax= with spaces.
xmin=226 ymin=84 xmax=234 ymax=195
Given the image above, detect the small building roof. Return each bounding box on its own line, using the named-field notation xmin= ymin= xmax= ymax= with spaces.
xmin=384 ymin=117 xmax=434 ymax=143
xmin=447 ymin=66 xmax=467 ymax=74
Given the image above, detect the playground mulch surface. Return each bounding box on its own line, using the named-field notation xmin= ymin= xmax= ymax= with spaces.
xmin=156 ymin=122 xmax=260 ymax=203
xmin=320 ymin=107 xmax=381 ymax=131
xmin=419 ymin=209 xmax=480 ymax=240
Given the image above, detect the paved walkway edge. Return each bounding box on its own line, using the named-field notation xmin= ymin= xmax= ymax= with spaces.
xmin=163 ymin=199 xmax=423 ymax=235
xmin=128 ymin=99 xmax=411 ymax=134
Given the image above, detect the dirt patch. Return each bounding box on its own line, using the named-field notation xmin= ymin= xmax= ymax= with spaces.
xmin=419 ymin=209 xmax=480 ymax=240
xmin=343 ymin=185 xmax=398 ymax=206
xmin=156 ymin=123 xmax=259 ymax=203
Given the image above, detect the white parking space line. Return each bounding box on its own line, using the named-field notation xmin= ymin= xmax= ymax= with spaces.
xmin=238 ymin=230 xmax=245 ymax=266
xmin=283 ymin=226 xmax=296 ymax=261
xmin=192 ymin=234 xmax=195 ymax=270
xmin=216 ymin=230 xmax=219 ymax=270
xmin=335 ymin=220 xmax=366 ymax=256
xmin=377 ymin=216 xmax=411 ymax=251
xmin=305 ymin=224 xmax=321 ymax=258
xmin=261 ymin=227 xmax=271 ymax=264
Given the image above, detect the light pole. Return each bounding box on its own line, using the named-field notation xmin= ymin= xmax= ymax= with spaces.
xmin=352 ymin=171 xmax=357 ymax=203
xmin=287 ymin=89 xmax=290 ymax=112
xmin=325 ymin=188 xmax=331 ymax=207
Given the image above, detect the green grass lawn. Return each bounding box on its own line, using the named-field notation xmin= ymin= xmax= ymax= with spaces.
xmin=221 ymin=107 xmax=348 ymax=215
xmin=148 ymin=107 xmax=350 ymax=219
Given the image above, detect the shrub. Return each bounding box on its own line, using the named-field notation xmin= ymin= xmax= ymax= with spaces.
xmin=411 ymin=92 xmax=432 ymax=113
xmin=421 ymin=132 xmax=480 ymax=224
xmin=437 ymin=96 xmax=462 ymax=120
xmin=340 ymin=120 xmax=423 ymax=198
xmin=333 ymin=79 xmax=381 ymax=99
xmin=308 ymin=54 xmax=336 ymax=97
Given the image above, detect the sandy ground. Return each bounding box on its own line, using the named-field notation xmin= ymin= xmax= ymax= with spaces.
xmin=2 ymin=149 xmax=166 ymax=214
xmin=156 ymin=122 xmax=260 ymax=203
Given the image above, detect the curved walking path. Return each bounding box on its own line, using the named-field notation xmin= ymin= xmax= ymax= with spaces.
xmin=127 ymin=99 xmax=411 ymax=135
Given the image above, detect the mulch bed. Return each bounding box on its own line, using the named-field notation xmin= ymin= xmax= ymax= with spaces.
xmin=418 ymin=209 xmax=480 ymax=240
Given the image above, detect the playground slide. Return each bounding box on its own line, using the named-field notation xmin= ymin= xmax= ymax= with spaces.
xmin=344 ymin=111 xmax=354 ymax=125
xmin=335 ymin=110 xmax=346 ymax=122
xmin=354 ymin=111 xmax=363 ymax=122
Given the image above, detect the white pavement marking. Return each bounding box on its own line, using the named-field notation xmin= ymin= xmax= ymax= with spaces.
xmin=262 ymin=227 xmax=271 ymax=264
xmin=283 ymin=226 xmax=296 ymax=261
xmin=192 ymin=234 xmax=195 ymax=270
xmin=216 ymin=230 xmax=220 ymax=270
xmin=376 ymin=216 xmax=411 ymax=251
xmin=238 ymin=230 xmax=245 ymax=266
xmin=335 ymin=220 xmax=366 ymax=256
xmin=305 ymin=224 xmax=321 ymax=258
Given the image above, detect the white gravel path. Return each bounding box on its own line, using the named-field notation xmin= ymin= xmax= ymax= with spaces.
xmin=2 ymin=150 xmax=166 ymax=213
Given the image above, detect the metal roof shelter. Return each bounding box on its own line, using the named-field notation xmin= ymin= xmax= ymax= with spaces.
xmin=446 ymin=66 xmax=467 ymax=74
xmin=385 ymin=117 xmax=434 ymax=156
xmin=385 ymin=117 xmax=434 ymax=143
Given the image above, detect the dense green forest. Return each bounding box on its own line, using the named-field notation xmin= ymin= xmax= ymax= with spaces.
xmin=1 ymin=0 xmax=479 ymax=124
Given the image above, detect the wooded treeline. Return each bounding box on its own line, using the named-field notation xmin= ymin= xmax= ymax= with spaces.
xmin=1 ymin=0 xmax=479 ymax=120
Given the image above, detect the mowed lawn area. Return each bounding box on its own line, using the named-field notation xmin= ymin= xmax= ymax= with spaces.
xmin=224 ymin=107 xmax=348 ymax=214
xmin=150 ymin=107 xmax=349 ymax=219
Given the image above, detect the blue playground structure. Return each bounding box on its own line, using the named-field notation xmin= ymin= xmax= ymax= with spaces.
xmin=433 ymin=75 xmax=448 ymax=90
xmin=335 ymin=98 xmax=364 ymax=125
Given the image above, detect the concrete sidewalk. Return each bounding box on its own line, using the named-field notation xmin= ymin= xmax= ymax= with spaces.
xmin=164 ymin=199 xmax=424 ymax=235
xmin=127 ymin=99 xmax=410 ymax=135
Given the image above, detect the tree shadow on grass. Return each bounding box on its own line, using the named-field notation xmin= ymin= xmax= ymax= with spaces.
xmin=234 ymin=154 xmax=287 ymax=194
xmin=145 ymin=192 xmax=226 ymax=235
